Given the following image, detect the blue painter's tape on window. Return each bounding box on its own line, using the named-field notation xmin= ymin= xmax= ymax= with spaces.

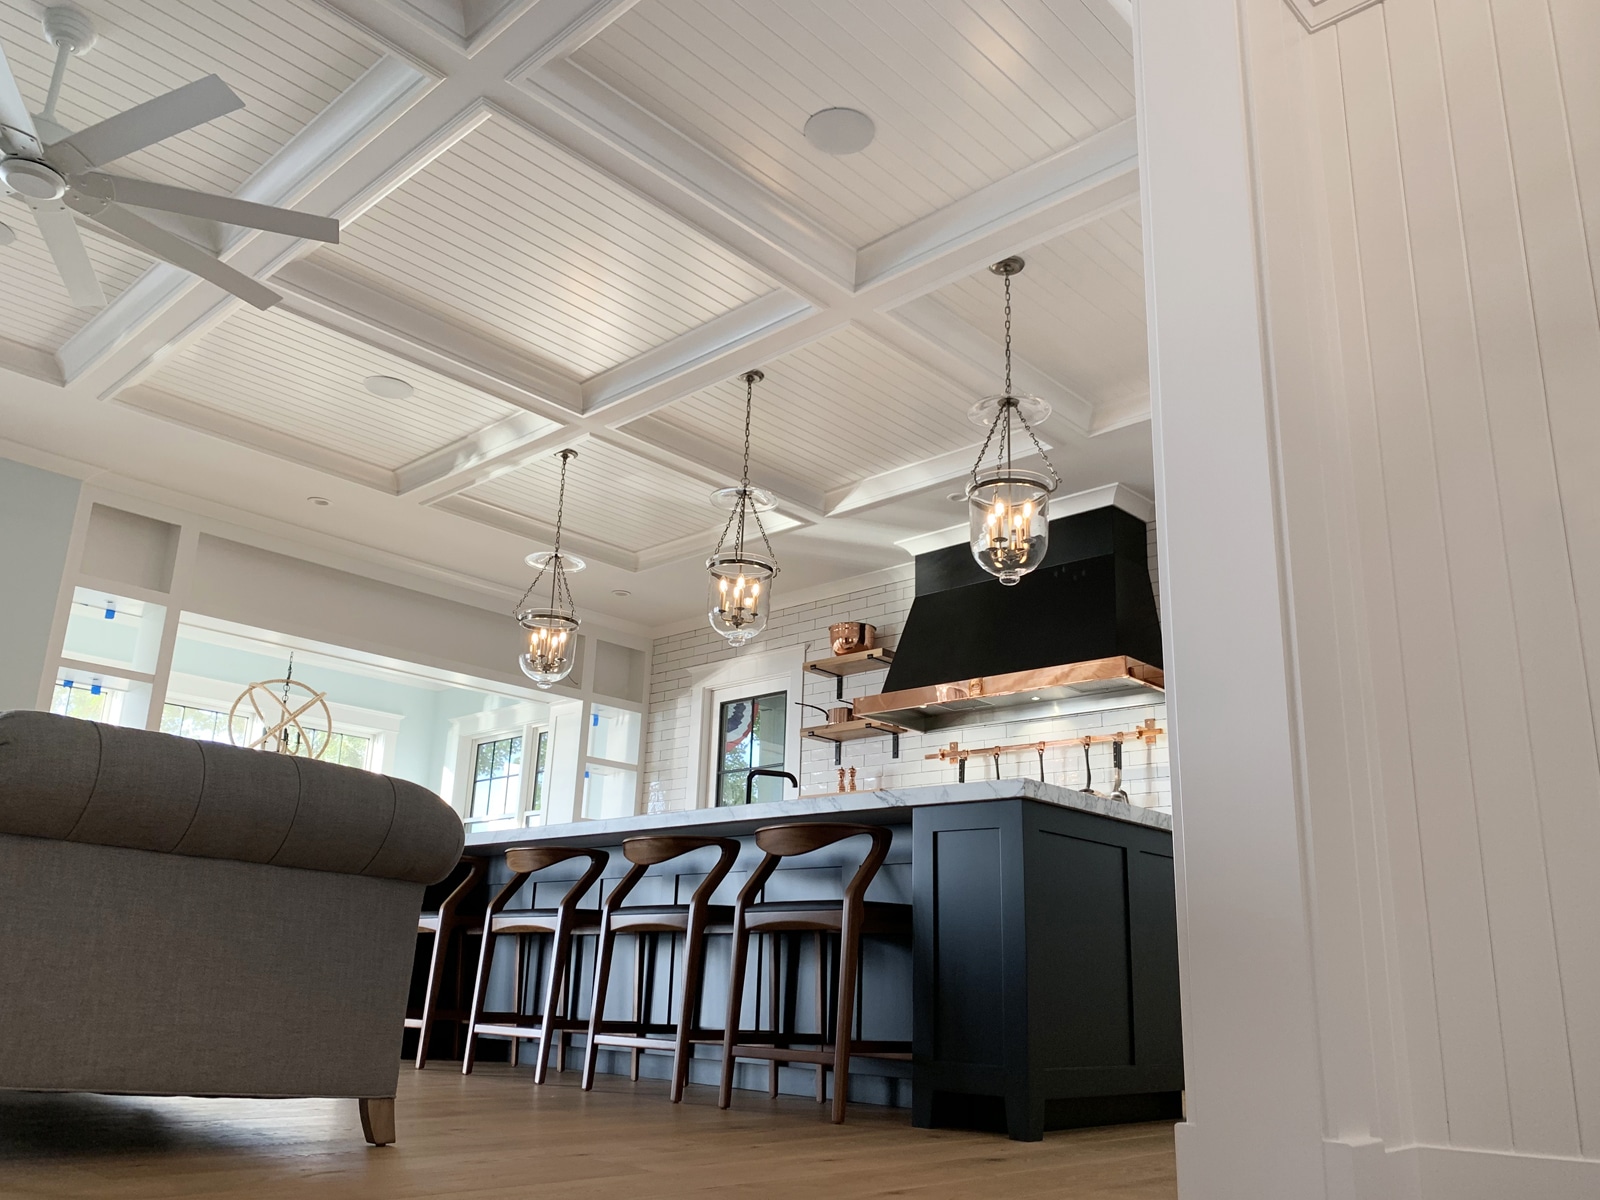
xmin=592 ymin=713 xmax=599 ymax=726
xmin=90 ymin=684 xmax=102 ymax=695
xmin=61 ymin=679 xmax=73 ymax=689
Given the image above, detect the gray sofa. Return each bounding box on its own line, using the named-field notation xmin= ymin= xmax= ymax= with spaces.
xmin=0 ymin=710 xmax=463 ymax=1145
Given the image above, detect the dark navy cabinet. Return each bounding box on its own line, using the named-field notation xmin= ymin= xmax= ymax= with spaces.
xmin=912 ymin=798 xmax=1183 ymax=1141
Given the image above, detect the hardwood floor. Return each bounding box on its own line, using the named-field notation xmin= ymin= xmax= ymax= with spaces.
xmin=0 ymin=1066 xmax=1178 ymax=1198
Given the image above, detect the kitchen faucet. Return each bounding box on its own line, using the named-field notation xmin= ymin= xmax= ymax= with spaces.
xmin=744 ymin=767 xmax=798 ymax=805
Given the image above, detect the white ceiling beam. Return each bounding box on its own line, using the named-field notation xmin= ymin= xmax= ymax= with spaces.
xmin=117 ymin=385 xmax=398 ymax=492
xmin=581 ymin=291 xmax=814 ymax=415
xmin=824 ymin=442 xmax=986 ymax=518
xmin=0 ymin=334 xmax=63 ymax=387
xmin=523 ymin=61 xmax=857 ymax=297
xmin=273 ymin=257 xmax=584 ymax=416
xmin=1089 ymin=390 xmax=1154 ymax=434
xmin=395 ymin=413 xmax=573 ymax=499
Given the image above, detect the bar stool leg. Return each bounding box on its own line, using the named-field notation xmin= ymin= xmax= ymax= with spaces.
xmin=830 ymin=910 xmax=862 ymax=1124
xmin=718 ymin=912 xmax=753 ymax=1109
xmin=671 ymin=915 xmax=710 ymax=1103
xmin=462 ymin=921 xmax=500 ymax=1076
xmin=414 ymin=924 xmax=447 ymax=1069
xmin=533 ymin=916 xmax=573 ymax=1084
xmin=510 ymin=933 xmax=529 ymax=1068
xmin=582 ymin=919 xmax=619 ymax=1090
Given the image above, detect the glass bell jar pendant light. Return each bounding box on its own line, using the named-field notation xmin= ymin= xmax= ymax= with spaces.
xmin=513 ymin=448 xmax=583 ymax=688
xmin=707 ymin=369 xmax=779 ymax=647
xmin=966 ymin=256 xmax=1062 ymax=585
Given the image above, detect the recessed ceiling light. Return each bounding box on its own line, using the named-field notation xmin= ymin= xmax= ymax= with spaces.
xmin=363 ymin=374 xmax=414 ymax=400
xmin=1030 ymin=695 xmax=1042 ymax=701
xmin=307 ymin=496 xmax=331 ymax=507
xmin=611 ymin=589 xmax=632 ymax=598
xmin=0 ymin=221 xmax=14 ymax=246
xmin=804 ymin=107 xmax=875 ymax=155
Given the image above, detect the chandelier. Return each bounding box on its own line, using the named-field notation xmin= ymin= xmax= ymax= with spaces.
xmin=966 ymin=256 xmax=1061 ymax=585
xmin=707 ymin=370 xmax=778 ymax=646
xmin=514 ymin=449 xmax=581 ymax=689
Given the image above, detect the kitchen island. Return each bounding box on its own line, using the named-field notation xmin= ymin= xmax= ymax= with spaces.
xmin=452 ymin=780 xmax=1181 ymax=1141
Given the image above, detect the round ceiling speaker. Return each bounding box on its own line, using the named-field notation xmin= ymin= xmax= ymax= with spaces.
xmin=804 ymin=107 xmax=876 ymax=155
xmin=0 ymin=221 xmax=15 ymax=246
xmin=363 ymin=374 xmax=414 ymax=400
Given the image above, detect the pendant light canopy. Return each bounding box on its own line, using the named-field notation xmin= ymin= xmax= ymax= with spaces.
xmin=514 ymin=449 xmax=582 ymax=689
xmin=966 ymin=257 xmax=1061 ymax=585
xmin=707 ymin=370 xmax=778 ymax=647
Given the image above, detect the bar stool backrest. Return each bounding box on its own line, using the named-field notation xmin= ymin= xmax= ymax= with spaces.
xmin=609 ymin=836 xmax=741 ymax=910
xmin=742 ymin=822 xmax=891 ymax=909
xmin=492 ymin=846 xmax=609 ymax=918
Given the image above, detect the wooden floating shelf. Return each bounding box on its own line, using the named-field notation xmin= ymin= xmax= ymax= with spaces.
xmin=804 ymin=647 xmax=895 ymax=678
xmin=803 ymin=715 xmax=909 ymax=765
xmin=803 ymin=717 xmax=909 ymax=743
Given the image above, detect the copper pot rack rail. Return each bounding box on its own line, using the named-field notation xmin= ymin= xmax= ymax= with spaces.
xmin=924 ymin=718 xmax=1164 ymax=764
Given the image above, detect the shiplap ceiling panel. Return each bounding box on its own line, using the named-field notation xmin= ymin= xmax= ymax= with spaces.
xmin=571 ymin=0 xmax=1135 ymax=245
xmin=462 ymin=439 xmax=722 ymax=553
xmin=0 ymin=0 xmax=378 ymax=197
xmin=0 ymin=217 xmax=151 ymax=351
xmin=634 ymin=326 xmax=986 ymax=492
xmin=930 ymin=207 xmax=1148 ymax=405
xmin=137 ymin=308 xmax=534 ymax=470
xmin=316 ymin=116 xmax=777 ymax=378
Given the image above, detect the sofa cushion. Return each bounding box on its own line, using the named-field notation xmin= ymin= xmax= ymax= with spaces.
xmin=0 ymin=710 xmax=462 ymax=884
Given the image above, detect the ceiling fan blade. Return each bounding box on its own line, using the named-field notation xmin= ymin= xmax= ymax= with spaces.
xmin=0 ymin=39 xmax=40 ymax=153
xmin=49 ymin=75 xmax=242 ymax=170
xmin=80 ymin=173 xmax=340 ymax=243
xmin=75 ymin=198 xmax=279 ymax=310
xmin=31 ymin=200 xmax=107 ymax=308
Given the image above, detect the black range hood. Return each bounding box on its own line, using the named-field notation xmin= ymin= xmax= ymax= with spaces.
xmin=854 ymin=505 xmax=1163 ymax=731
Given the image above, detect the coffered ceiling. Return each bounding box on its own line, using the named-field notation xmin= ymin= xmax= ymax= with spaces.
xmin=0 ymin=0 xmax=1153 ymax=630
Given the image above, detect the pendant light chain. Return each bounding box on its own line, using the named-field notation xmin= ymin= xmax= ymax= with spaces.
xmin=713 ymin=371 xmax=777 ymax=565
xmin=1003 ymin=271 xmax=1013 ymax=398
xmin=514 ymin=449 xmax=577 ymax=617
xmin=967 ymin=263 xmax=1061 ymax=491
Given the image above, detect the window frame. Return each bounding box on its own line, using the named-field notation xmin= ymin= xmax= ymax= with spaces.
xmin=447 ymin=701 xmax=553 ymax=831
xmin=684 ymin=645 xmax=805 ymax=810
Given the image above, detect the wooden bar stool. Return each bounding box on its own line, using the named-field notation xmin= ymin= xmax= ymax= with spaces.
xmin=462 ymin=846 xmax=609 ymax=1080
xmin=406 ymin=854 xmax=488 ymax=1068
xmin=718 ymin=823 xmax=912 ymax=1123
xmin=582 ymin=836 xmax=740 ymax=1101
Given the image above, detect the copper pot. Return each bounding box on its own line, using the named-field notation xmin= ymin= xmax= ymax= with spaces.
xmin=798 ymin=700 xmax=854 ymax=725
xmin=829 ymin=621 xmax=877 ymax=656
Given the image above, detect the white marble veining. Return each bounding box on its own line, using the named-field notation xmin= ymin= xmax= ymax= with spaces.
xmin=464 ymin=779 xmax=1171 ymax=851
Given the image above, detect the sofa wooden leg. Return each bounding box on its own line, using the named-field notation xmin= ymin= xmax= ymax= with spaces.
xmin=359 ymin=1097 xmax=395 ymax=1146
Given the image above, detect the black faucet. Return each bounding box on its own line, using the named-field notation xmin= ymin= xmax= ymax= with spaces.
xmin=745 ymin=767 xmax=799 ymax=805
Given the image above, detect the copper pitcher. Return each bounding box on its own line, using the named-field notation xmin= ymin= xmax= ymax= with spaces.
xmin=829 ymin=621 xmax=876 ymax=656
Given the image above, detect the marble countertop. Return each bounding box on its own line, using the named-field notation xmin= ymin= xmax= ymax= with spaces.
xmin=464 ymin=778 xmax=1171 ymax=851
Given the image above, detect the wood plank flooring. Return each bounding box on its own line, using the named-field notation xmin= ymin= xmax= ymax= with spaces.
xmin=0 ymin=1065 xmax=1178 ymax=1198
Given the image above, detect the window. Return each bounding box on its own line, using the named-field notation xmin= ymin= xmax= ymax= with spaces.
xmin=307 ymin=730 xmax=375 ymax=770
xmin=51 ymin=680 xmax=122 ymax=724
xmin=528 ymin=729 xmax=549 ymax=814
xmin=160 ymin=702 xmax=251 ymax=744
xmin=470 ymin=735 xmax=524 ymax=820
xmin=714 ymin=690 xmax=787 ymax=806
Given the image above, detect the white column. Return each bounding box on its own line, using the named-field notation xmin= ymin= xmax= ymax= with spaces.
xmin=0 ymin=458 xmax=81 ymax=712
xmin=1137 ymin=0 xmax=1600 ymax=1196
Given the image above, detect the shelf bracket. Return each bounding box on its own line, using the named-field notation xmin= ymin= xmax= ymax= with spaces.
xmin=891 ymin=732 xmax=900 ymax=759
xmin=834 ymin=741 xmax=842 ymax=766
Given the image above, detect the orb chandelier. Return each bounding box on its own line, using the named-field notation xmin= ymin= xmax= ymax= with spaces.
xmin=707 ymin=369 xmax=778 ymax=647
xmin=514 ymin=449 xmax=582 ymax=689
xmin=966 ymin=256 xmax=1061 ymax=585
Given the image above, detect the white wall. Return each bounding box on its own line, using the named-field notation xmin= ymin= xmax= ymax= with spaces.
xmin=0 ymin=459 xmax=80 ymax=711
xmin=644 ymin=523 xmax=1169 ymax=812
xmin=1137 ymin=0 xmax=1600 ymax=1196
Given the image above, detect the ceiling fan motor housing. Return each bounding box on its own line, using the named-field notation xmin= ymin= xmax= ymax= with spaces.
xmin=0 ymin=156 xmax=66 ymax=199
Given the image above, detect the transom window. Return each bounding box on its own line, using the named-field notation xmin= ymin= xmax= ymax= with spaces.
xmin=160 ymin=702 xmax=251 ymax=744
xmin=470 ymin=735 xmax=523 ymax=820
xmin=51 ymin=680 xmax=121 ymax=724
xmin=715 ymin=690 xmax=787 ymax=806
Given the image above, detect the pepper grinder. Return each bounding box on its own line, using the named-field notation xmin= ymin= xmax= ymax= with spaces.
xmin=837 ymin=767 xmax=847 ymax=793
xmin=848 ymin=766 xmax=857 ymax=791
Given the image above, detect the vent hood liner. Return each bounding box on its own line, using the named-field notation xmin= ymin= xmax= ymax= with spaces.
xmin=854 ymin=507 xmax=1162 ymax=731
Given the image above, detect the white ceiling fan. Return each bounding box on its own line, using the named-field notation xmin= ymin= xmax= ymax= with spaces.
xmin=0 ymin=6 xmax=338 ymax=311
